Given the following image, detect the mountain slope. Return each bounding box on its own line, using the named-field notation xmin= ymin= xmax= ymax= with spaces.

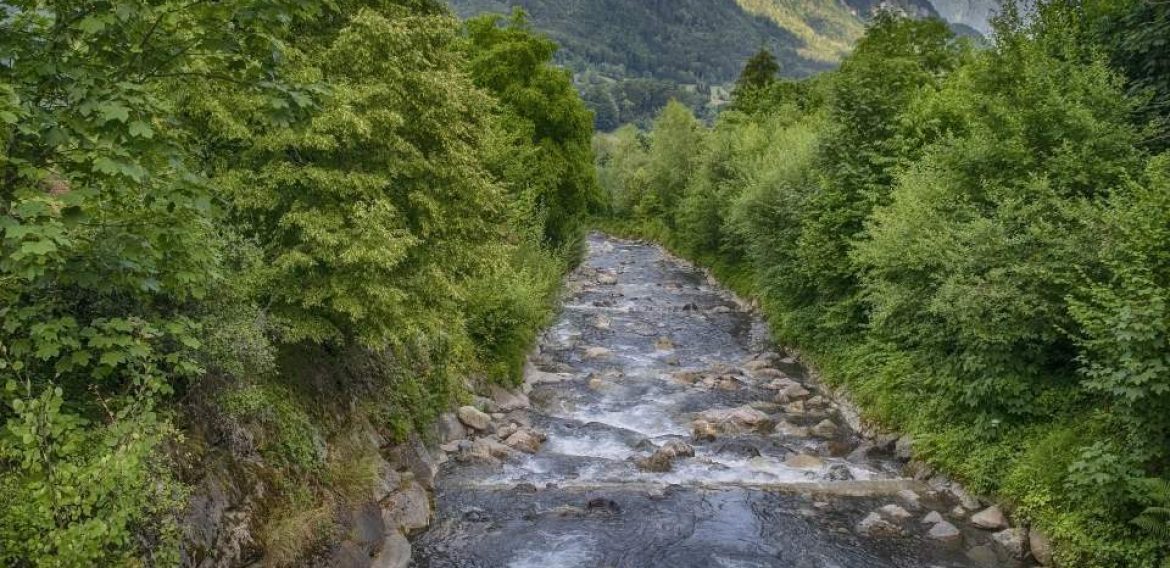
xmin=447 ymin=0 xmax=997 ymax=129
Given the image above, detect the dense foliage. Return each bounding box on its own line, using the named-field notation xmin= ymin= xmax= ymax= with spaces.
xmin=0 ymin=1 xmax=597 ymax=565
xmin=597 ymin=3 xmax=1170 ymax=565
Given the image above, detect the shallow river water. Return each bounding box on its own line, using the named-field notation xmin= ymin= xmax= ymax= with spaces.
xmin=412 ymin=234 xmax=1022 ymax=568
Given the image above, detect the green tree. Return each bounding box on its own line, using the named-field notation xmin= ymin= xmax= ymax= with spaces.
xmin=463 ymin=9 xmax=602 ymax=251
xmin=0 ymin=1 xmax=309 ymax=563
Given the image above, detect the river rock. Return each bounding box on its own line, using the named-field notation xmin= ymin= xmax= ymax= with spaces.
xmin=783 ymin=384 xmax=812 ymax=400
xmin=671 ymin=370 xmax=703 ymax=385
xmin=503 ymin=428 xmax=546 ymax=454
xmin=951 ymin=484 xmax=983 ymax=510
xmin=748 ymin=367 xmax=785 ymax=380
xmin=371 ymin=531 xmax=411 ymax=568
xmin=583 ymin=346 xmax=612 ymax=359
xmin=593 ymin=315 xmax=612 ymax=330
xmin=387 ymin=433 xmax=438 ymax=490
xmin=710 ymin=439 xmax=761 ymax=459
xmin=596 ymin=272 xmax=618 ymax=285
xmin=922 ymin=511 xmax=944 ymax=525
xmin=810 ymin=419 xmax=839 ymax=439
xmin=526 ymin=367 xmax=572 ymax=385
xmin=928 ymin=520 xmax=962 ymax=544
xmin=846 ymin=443 xmax=878 ymax=463
xmin=856 ymin=512 xmax=902 ymax=538
xmin=636 ymin=440 xmax=695 ymax=472
xmin=436 ymin=413 xmax=466 ymax=443
xmin=490 ymin=386 xmax=529 ymax=412
xmin=382 ymin=481 xmax=431 ymax=533
xmin=894 ymin=435 xmax=914 ymax=459
xmin=966 ymin=544 xmax=999 ymax=566
xmin=330 ymin=540 xmax=374 ymax=568
xmin=715 ymin=375 xmax=744 ymax=390
xmin=970 ymin=506 xmax=1008 ymax=530
xmin=774 ymin=421 xmax=810 ymax=437
xmin=654 ymin=336 xmax=675 ymax=350
xmin=783 ymin=400 xmax=806 ymax=417
xmin=694 ymin=406 xmax=772 ymax=434
xmin=785 ymin=453 xmax=824 ymax=469
xmin=992 ymin=527 xmax=1028 ymax=559
xmin=878 ymin=504 xmax=913 ymax=521
xmin=495 ymin=422 xmax=519 ymax=440
xmin=692 ymin=419 xmax=718 ymax=441
xmin=373 ymin=458 xmax=402 ymax=502
xmin=896 ymin=489 xmax=921 ymax=510
xmin=1029 ymin=528 xmax=1054 ymax=565
xmin=457 ymin=406 xmax=491 ymax=431
xmin=742 ymin=359 xmax=773 ymax=372
xmin=460 ymin=438 xmax=514 ymax=465
xmin=826 ymin=463 xmax=853 ymax=481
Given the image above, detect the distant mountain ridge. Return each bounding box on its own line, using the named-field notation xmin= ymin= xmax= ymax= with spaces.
xmin=447 ymin=0 xmax=1000 ymax=129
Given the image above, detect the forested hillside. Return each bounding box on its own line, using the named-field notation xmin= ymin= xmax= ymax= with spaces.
xmin=0 ymin=2 xmax=597 ymax=565
xmin=597 ymin=2 xmax=1170 ymax=565
xmin=448 ymin=0 xmax=1001 ymax=129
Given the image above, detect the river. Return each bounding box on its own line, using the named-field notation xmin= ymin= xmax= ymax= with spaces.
xmin=411 ymin=234 xmax=1023 ymax=567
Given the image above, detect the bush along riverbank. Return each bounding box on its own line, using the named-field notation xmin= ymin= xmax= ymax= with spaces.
xmin=0 ymin=4 xmax=599 ymax=566
xmin=594 ymin=3 xmax=1170 ymax=566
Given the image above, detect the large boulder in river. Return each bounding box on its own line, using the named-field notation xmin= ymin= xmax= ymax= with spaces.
xmin=456 ymin=406 xmax=491 ymax=431
xmin=693 ymin=406 xmax=772 ymax=435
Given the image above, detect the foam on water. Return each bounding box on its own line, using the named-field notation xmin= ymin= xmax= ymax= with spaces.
xmin=508 ymin=533 xmax=597 ymax=568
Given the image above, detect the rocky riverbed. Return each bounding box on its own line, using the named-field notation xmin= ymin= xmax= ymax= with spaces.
xmin=410 ymin=234 xmax=1040 ymax=567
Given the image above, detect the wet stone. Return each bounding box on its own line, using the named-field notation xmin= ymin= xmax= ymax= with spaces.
xmin=928 ymin=520 xmax=963 ymax=544
xmin=971 ymin=505 xmax=1008 ymax=530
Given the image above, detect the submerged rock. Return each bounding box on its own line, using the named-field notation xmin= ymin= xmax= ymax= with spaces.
xmin=878 ymin=504 xmax=913 ymax=521
xmin=709 ymin=438 xmax=761 ymax=459
xmin=927 ymin=520 xmax=962 ymax=544
xmin=691 ymin=419 xmax=718 ymax=441
xmin=896 ymin=489 xmax=921 ymax=510
xmin=856 ymin=512 xmax=902 ymax=538
xmin=583 ymin=346 xmax=612 ymax=359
